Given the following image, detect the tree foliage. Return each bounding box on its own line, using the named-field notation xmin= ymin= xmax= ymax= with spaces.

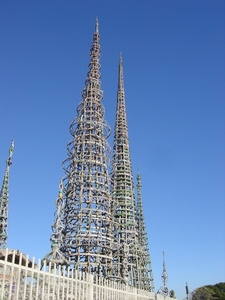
xmin=169 ymin=290 xmax=176 ymax=298
xmin=191 ymin=283 xmax=225 ymax=300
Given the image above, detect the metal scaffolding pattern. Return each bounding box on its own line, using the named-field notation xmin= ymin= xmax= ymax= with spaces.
xmin=60 ymin=19 xmax=115 ymax=276
xmin=0 ymin=140 xmax=14 ymax=249
xmin=136 ymin=171 xmax=154 ymax=291
xmin=43 ymin=20 xmax=157 ymax=292
xmin=111 ymin=54 xmax=140 ymax=286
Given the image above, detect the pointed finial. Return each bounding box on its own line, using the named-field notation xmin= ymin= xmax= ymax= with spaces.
xmin=137 ymin=166 xmax=141 ymax=177
xmin=162 ymin=251 xmax=167 ymax=273
xmin=137 ymin=166 xmax=141 ymax=182
xmin=7 ymin=139 xmax=14 ymax=167
xmin=118 ymin=53 xmax=124 ymax=91
xmin=9 ymin=139 xmax=14 ymax=155
xmin=120 ymin=52 xmax=123 ymax=65
xmin=95 ymin=17 xmax=99 ymax=33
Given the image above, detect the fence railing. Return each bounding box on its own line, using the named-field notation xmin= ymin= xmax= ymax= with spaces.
xmin=0 ymin=249 xmax=173 ymax=300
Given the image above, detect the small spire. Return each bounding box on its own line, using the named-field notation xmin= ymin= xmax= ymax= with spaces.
xmin=95 ymin=17 xmax=99 ymax=33
xmin=42 ymin=179 xmax=69 ymax=268
xmin=157 ymin=251 xmax=168 ymax=296
xmin=136 ymin=168 xmax=154 ymax=291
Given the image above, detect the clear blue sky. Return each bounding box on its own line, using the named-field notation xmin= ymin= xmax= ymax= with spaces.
xmin=0 ymin=1 xmax=224 ymax=299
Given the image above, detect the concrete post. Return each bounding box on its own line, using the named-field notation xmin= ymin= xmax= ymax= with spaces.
xmin=88 ymin=274 xmax=94 ymax=300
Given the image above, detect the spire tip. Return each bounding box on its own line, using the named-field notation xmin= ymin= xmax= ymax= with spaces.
xmin=119 ymin=53 xmax=123 ymax=69
xmin=95 ymin=17 xmax=99 ymax=33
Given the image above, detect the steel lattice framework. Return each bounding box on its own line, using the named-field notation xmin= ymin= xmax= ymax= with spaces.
xmin=136 ymin=171 xmax=154 ymax=291
xmin=59 ymin=19 xmax=115 ymax=276
xmin=111 ymin=54 xmax=140 ymax=287
xmin=0 ymin=140 xmax=14 ymax=249
xmin=43 ymin=20 xmax=155 ymax=291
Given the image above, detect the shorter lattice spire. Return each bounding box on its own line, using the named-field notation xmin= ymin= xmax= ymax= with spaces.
xmin=42 ymin=179 xmax=69 ymax=267
xmin=111 ymin=54 xmax=140 ymax=286
xmin=0 ymin=140 xmax=14 ymax=249
xmin=157 ymin=251 xmax=169 ymax=296
xmin=136 ymin=169 xmax=154 ymax=291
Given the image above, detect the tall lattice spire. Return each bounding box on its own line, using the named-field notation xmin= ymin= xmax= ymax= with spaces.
xmin=136 ymin=170 xmax=154 ymax=291
xmin=111 ymin=54 xmax=140 ymax=286
xmin=60 ymin=19 xmax=114 ymax=276
xmin=0 ymin=140 xmax=14 ymax=249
